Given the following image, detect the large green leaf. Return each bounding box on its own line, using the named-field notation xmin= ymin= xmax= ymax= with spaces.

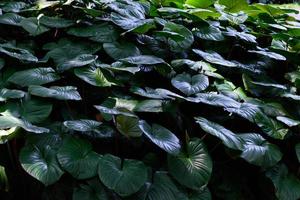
xmin=185 ymin=0 xmax=214 ymax=8
xmin=195 ymin=117 xmax=243 ymax=150
xmin=57 ymin=54 xmax=98 ymax=71
xmin=0 ymin=113 xmax=49 ymax=133
xmin=254 ymin=112 xmax=289 ymax=140
xmin=63 ymin=119 xmax=113 ymax=138
xmin=266 ymin=164 xmax=300 ymax=200
xmin=146 ymin=171 xmax=188 ymax=200
xmin=168 ymin=138 xmax=212 ymax=189
xmin=0 ymin=13 xmax=24 ymax=26
xmin=0 ymin=43 xmax=38 ymax=62
xmin=20 ymin=18 xmax=50 ymax=36
xmin=2 ymin=1 xmax=26 ymax=12
xmin=219 ymin=0 xmax=248 ymax=13
xmin=194 ymin=25 xmax=224 ymax=41
xmin=103 ymin=42 xmax=140 ymax=60
xmin=138 ymin=120 xmax=181 ymax=155
xmin=28 ymin=85 xmax=82 ymax=100
xmin=74 ymin=67 xmax=114 ymax=87
xmin=116 ymin=115 xmax=142 ymax=137
xmin=120 ymin=55 xmax=165 ymax=65
xmin=73 ymin=178 xmax=109 ymax=200
xmin=39 ymin=16 xmax=74 ymax=28
xmin=0 ymin=88 xmax=25 ymax=101
xmin=21 ymin=99 xmax=52 ymax=123
xmin=171 ymin=73 xmax=209 ymax=95
xmin=57 ymin=136 xmax=100 ymax=179
xmin=19 ymin=144 xmax=64 ymax=186
xmin=8 ymin=67 xmax=60 ymax=86
xmin=67 ymin=23 xmax=118 ymax=43
xmin=98 ymin=154 xmax=147 ymax=197
xmin=193 ymin=49 xmax=237 ymax=67
xmin=157 ymin=22 xmax=194 ymax=52
xmin=239 ymin=133 xmax=282 ymax=167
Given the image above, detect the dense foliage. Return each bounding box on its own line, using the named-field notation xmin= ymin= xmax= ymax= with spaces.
xmin=0 ymin=0 xmax=300 ymax=199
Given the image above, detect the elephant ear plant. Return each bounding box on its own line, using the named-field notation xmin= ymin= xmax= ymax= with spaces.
xmin=0 ymin=0 xmax=300 ymax=199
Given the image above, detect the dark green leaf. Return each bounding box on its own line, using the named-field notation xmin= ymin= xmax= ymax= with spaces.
xmin=98 ymin=154 xmax=147 ymax=197
xmin=139 ymin=120 xmax=181 ymax=155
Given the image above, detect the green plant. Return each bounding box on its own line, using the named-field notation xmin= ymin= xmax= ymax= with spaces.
xmin=0 ymin=0 xmax=299 ymax=199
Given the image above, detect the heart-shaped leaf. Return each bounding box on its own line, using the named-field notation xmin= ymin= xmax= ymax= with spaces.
xmin=98 ymin=154 xmax=147 ymax=197
xmin=19 ymin=144 xmax=64 ymax=186
xmin=239 ymin=133 xmax=282 ymax=167
xmin=171 ymin=73 xmax=209 ymax=95
xmin=138 ymin=120 xmax=181 ymax=155
xmin=168 ymin=138 xmax=212 ymax=190
xmin=57 ymin=136 xmax=100 ymax=179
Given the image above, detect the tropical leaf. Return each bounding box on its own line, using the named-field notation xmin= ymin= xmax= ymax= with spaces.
xmin=28 ymin=85 xmax=82 ymax=100
xmin=139 ymin=120 xmax=181 ymax=155
xmin=19 ymin=144 xmax=64 ymax=186
xmin=74 ymin=67 xmax=114 ymax=87
xmin=168 ymin=138 xmax=212 ymax=189
xmin=8 ymin=67 xmax=60 ymax=86
xmin=195 ymin=117 xmax=244 ymax=150
xmin=116 ymin=115 xmax=143 ymax=137
xmin=193 ymin=49 xmax=237 ymax=67
xmin=103 ymin=42 xmax=140 ymax=60
xmin=73 ymin=178 xmax=110 ymax=200
xmin=98 ymin=154 xmax=147 ymax=197
xmin=57 ymin=137 xmax=100 ymax=179
xmin=0 ymin=88 xmax=25 ymax=101
xmin=266 ymin=164 xmax=300 ymax=200
xmin=171 ymin=73 xmax=209 ymax=95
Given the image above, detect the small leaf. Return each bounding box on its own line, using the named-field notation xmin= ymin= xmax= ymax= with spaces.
xmin=171 ymin=73 xmax=209 ymax=95
xmin=139 ymin=120 xmax=181 ymax=155
xmin=29 ymin=85 xmax=82 ymax=100
xmin=98 ymin=154 xmax=147 ymax=197
xmin=168 ymin=138 xmax=212 ymax=190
